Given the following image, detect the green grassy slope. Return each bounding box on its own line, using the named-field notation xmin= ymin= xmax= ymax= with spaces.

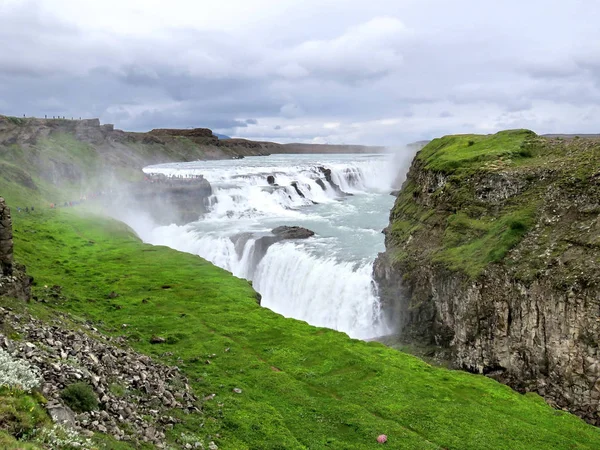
xmin=416 ymin=129 xmax=537 ymax=172
xmin=0 ymin=132 xmax=110 ymax=208
xmin=3 ymin=208 xmax=599 ymax=449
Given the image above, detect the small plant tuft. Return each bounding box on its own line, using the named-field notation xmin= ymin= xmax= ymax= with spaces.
xmin=108 ymin=383 xmax=126 ymax=397
xmin=60 ymin=382 xmax=98 ymax=412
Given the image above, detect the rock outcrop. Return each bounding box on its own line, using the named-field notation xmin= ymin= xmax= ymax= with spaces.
xmin=0 ymin=198 xmax=31 ymax=301
xmin=230 ymin=226 xmax=315 ymax=277
xmin=270 ymin=226 xmax=315 ymax=240
xmin=150 ymin=127 xmax=214 ymax=138
xmin=374 ymin=131 xmax=600 ymax=425
xmin=290 ymin=182 xmax=306 ymax=199
xmin=252 ymin=226 xmax=315 ymax=267
xmin=0 ymin=197 xmax=13 ymax=276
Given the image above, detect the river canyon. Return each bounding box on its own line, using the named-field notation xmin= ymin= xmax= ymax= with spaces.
xmin=116 ymin=153 xmax=412 ymax=339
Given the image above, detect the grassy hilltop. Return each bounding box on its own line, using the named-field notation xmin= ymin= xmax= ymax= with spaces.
xmin=1 ymin=127 xmax=600 ymax=448
xmin=386 ymin=130 xmax=600 ymax=277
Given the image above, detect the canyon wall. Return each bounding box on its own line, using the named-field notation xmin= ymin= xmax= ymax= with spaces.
xmin=374 ymin=131 xmax=600 ymax=424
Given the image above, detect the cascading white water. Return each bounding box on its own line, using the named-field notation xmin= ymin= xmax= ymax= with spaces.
xmin=254 ymin=243 xmax=385 ymax=338
xmin=125 ymin=153 xmax=407 ymax=339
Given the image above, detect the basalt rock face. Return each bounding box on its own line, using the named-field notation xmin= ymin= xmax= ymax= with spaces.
xmin=127 ymin=174 xmax=213 ymax=226
xmin=374 ymin=131 xmax=600 ymax=425
xmin=0 ymin=198 xmax=31 ymax=301
xmin=0 ymin=197 xmax=13 ymax=276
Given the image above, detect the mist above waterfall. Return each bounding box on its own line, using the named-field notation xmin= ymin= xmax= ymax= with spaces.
xmin=118 ymin=151 xmax=415 ymax=339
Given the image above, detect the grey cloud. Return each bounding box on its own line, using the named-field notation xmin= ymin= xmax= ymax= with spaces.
xmin=1 ymin=0 xmax=600 ymax=144
xmin=280 ymin=103 xmax=304 ymax=119
xmin=524 ymin=62 xmax=580 ymax=80
xmin=120 ymin=66 xmax=161 ymax=86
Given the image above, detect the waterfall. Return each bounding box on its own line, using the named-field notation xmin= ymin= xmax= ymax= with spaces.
xmin=254 ymin=242 xmax=387 ymax=339
xmin=127 ymin=153 xmax=401 ymax=339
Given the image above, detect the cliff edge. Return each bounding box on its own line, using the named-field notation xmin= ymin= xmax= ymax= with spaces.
xmin=374 ymin=130 xmax=600 ymax=424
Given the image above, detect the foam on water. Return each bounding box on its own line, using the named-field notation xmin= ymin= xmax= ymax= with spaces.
xmin=124 ymin=153 xmax=410 ymax=338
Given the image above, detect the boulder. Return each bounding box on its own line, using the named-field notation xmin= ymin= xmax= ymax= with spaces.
xmin=150 ymin=335 xmax=166 ymax=344
xmin=47 ymin=402 xmax=77 ymax=428
xmin=272 ymin=226 xmax=315 ymax=240
xmin=267 ymin=175 xmax=276 ymax=186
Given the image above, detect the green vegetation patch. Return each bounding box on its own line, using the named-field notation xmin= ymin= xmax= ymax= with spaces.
xmin=434 ymin=208 xmax=537 ymax=277
xmin=417 ymin=129 xmax=537 ymax=173
xmin=60 ymin=382 xmax=98 ymax=413
xmin=2 ymin=116 xmax=26 ymax=126
xmin=34 ymin=133 xmax=102 ymax=178
xmin=0 ymin=387 xmax=49 ymax=438
xmin=6 ymin=209 xmax=600 ymax=449
xmin=0 ymin=162 xmax=39 ymax=206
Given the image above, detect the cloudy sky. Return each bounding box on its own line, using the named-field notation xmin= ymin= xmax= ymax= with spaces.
xmin=1 ymin=0 xmax=599 ymax=145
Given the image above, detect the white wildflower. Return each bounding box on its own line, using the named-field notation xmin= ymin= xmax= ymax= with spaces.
xmin=33 ymin=424 xmax=95 ymax=449
xmin=0 ymin=347 xmax=41 ymax=391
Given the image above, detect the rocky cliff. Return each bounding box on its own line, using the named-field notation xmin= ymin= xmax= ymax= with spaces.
xmin=374 ymin=130 xmax=600 ymax=424
xmin=0 ymin=197 xmax=31 ymax=300
xmin=0 ymin=197 xmax=13 ymax=276
xmin=125 ymin=173 xmax=214 ymax=225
